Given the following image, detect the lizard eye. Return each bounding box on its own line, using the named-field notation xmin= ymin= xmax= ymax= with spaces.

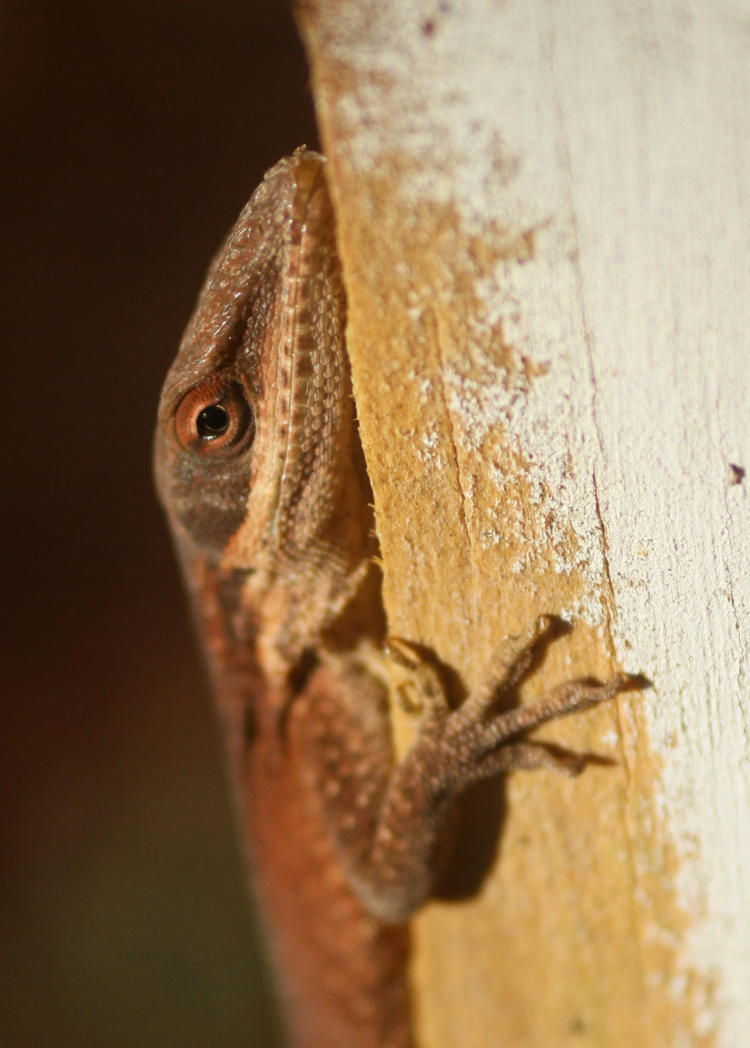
xmin=175 ymin=375 xmax=254 ymax=456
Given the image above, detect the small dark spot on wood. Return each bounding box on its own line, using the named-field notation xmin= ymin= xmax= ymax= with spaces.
xmin=568 ymin=1015 xmax=587 ymax=1035
xmin=728 ymin=462 xmax=745 ymax=485
xmin=422 ymin=18 xmax=436 ymax=36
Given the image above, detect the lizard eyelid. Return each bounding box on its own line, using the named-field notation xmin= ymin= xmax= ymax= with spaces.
xmin=174 ymin=371 xmax=254 ymax=457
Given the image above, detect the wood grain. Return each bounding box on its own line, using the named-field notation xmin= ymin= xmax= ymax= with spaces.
xmin=299 ymin=1 xmax=750 ymax=1045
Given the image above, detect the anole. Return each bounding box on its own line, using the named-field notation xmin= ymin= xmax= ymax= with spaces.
xmin=154 ymin=148 xmax=635 ymax=1048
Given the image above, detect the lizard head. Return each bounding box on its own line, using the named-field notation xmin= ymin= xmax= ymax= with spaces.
xmin=154 ymin=149 xmax=375 ymax=672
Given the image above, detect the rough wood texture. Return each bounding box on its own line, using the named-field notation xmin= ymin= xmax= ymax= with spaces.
xmin=299 ymin=2 xmax=750 ymax=1046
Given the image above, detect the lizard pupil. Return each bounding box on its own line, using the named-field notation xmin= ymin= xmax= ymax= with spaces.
xmin=197 ymin=404 xmax=230 ymax=439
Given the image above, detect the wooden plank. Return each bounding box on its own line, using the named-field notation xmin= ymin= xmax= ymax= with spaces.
xmin=299 ymin=2 xmax=750 ymax=1044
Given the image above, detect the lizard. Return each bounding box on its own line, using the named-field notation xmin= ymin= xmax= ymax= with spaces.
xmin=153 ymin=147 xmax=636 ymax=1048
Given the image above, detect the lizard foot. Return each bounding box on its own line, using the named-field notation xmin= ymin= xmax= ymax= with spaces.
xmin=385 ymin=617 xmax=639 ymax=788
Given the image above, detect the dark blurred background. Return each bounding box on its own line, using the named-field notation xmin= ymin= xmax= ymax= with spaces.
xmin=1 ymin=3 xmax=317 ymax=1044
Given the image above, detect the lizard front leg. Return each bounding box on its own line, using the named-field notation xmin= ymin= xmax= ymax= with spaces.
xmin=295 ymin=617 xmax=636 ymax=924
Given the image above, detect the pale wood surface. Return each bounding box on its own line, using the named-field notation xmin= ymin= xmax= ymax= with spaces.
xmin=300 ymin=2 xmax=750 ymax=1045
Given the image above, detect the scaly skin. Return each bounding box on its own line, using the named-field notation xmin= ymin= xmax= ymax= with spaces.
xmin=154 ymin=149 xmax=635 ymax=1048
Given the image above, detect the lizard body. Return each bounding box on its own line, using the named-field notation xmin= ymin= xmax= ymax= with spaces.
xmin=154 ymin=148 xmax=633 ymax=1048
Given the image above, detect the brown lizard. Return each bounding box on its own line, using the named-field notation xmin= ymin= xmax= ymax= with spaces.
xmin=154 ymin=147 xmax=635 ymax=1048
